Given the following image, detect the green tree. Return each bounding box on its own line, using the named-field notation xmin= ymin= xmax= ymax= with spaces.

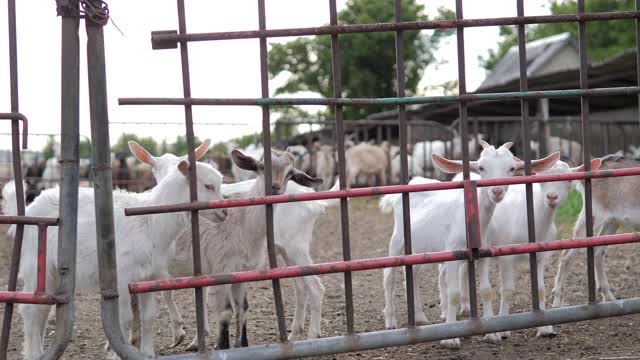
xmin=168 ymin=135 xmax=204 ymax=156
xmin=480 ymin=0 xmax=635 ymax=71
xmin=79 ymin=138 xmax=92 ymax=158
xmin=41 ymin=135 xmax=56 ymax=159
xmin=268 ymin=0 xmax=454 ymax=120
xmin=111 ymin=133 xmax=158 ymax=156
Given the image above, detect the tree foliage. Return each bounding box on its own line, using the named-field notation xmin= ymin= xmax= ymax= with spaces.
xmin=268 ymin=0 xmax=454 ymax=120
xmin=111 ymin=133 xmax=159 ymax=157
xmin=480 ymin=0 xmax=635 ymax=71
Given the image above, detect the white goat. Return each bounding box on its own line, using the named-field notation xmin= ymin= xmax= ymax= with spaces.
xmin=344 ymin=142 xmax=388 ymax=189
xmin=551 ymin=157 xmax=640 ymax=307
xmin=411 ymin=140 xmax=446 ymax=179
xmin=449 ymin=159 xmax=601 ymax=343
xmin=389 ymin=145 xmax=414 ymax=184
xmin=127 ymin=142 xmax=336 ymax=349
xmin=287 ymin=145 xmax=312 ymax=174
xmin=313 ymin=143 xmax=336 ymax=191
xmin=627 ymin=145 xmax=640 ymax=160
xmin=379 ymin=141 xmax=559 ymax=348
xmin=2 ymin=157 xmax=226 ymax=359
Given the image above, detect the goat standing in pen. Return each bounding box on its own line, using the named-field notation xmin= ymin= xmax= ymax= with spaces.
xmin=552 ymin=156 xmax=640 ymax=308
xmin=379 ymin=141 xmax=559 ymax=348
xmin=2 ymin=156 xmax=226 ymax=359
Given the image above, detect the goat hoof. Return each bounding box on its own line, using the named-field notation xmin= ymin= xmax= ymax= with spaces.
xmin=307 ymin=331 xmax=321 ymax=340
xmin=440 ymin=338 xmax=461 ymax=349
xmin=483 ymin=333 xmax=501 ymax=344
xmin=170 ymin=331 xmax=185 ymax=348
xmin=499 ymin=331 xmax=511 ymax=340
xmin=536 ymin=326 xmax=557 ymax=338
xmin=415 ymin=313 xmax=429 ymax=326
xmin=384 ymin=317 xmax=398 ymax=330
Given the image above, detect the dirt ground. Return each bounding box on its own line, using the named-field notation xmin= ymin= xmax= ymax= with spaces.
xmin=1 ymin=196 xmax=639 ymax=359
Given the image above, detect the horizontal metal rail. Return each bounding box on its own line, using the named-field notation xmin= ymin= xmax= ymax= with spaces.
xmin=162 ymin=298 xmax=640 ymax=360
xmin=0 ymin=292 xmax=66 ymax=305
xmin=130 ymin=232 xmax=640 ymax=294
xmin=125 ymin=167 xmax=640 ymax=216
xmin=150 ymin=11 xmax=640 ymax=46
xmin=0 ymin=112 xmax=27 ymax=148
xmin=0 ymin=216 xmax=59 ymax=226
xmin=118 ymin=86 xmax=640 ymax=107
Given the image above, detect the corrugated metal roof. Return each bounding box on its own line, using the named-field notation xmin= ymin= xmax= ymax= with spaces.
xmin=478 ymin=32 xmax=577 ymax=90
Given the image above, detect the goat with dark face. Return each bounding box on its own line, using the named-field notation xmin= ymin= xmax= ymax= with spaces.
xmin=167 ymin=148 xmax=322 ymax=351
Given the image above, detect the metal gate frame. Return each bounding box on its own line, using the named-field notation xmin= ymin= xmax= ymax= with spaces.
xmin=0 ymin=1 xmax=80 ymax=359
xmin=93 ymin=0 xmax=640 ymax=359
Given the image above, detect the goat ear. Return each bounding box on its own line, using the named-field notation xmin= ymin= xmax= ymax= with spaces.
xmin=479 ymin=140 xmax=491 ymax=150
xmin=529 ymin=152 xmax=561 ymax=174
xmin=128 ymin=141 xmax=156 ymax=166
xmin=177 ymin=160 xmax=190 ymax=177
xmin=501 ymin=142 xmax=513 ymax=150
xmin=231 ymin=149 xmax=258 ymax=171
xmin=432 ymin=154 xmax=479 ymax=174
xmin=193 ymin=139 xmax=211 ymax=161
xmin=291 ymin=168 xmax=323 ymax=187
xmin=571 ymin=158 xmax=602 ymax=172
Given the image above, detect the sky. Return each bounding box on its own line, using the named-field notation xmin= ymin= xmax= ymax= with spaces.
xmin=0 ymin=0 xmax=551 ymax=152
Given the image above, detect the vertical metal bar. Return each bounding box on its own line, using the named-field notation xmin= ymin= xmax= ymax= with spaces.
xmin=0 ymin=0 xmax=26 ymax=355
xmin=517 ymin=0 xmax=540 ymax=311
xmin=394 ymin=0 xmax=415 ymax=327
xmin=329 ymin=0 xmax=354 ymax=334
xmin=42 ymin=8 xmax=80 ymax=358
xmin=258 ymin=0 xmax=288 ymax=342
xmin=637 ymin=0 xmax=640 ymax=129
xmin=455 ymin=0 xmax=478 ymax=319
xmin=36 ymin=225 xmax=48 ymax=293
xmin=603 ymin=123 xmax=609 ymax=154
xmin=577 ymin=0 xmax=596 ymax=303
xmin=86 ymin=9 xmax=145 ymax=359
xmin=176 ymin=0 xmax=208 ymax=350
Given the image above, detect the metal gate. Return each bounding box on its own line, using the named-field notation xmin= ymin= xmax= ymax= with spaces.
xmin=3 ymin=0 xmax=640 ymax=359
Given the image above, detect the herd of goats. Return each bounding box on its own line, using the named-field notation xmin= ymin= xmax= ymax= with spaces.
xmin=1 ymin=130 xmax=640 ymax=358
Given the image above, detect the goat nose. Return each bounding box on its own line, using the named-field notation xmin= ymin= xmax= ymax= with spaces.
xmin=272 ymin=184 xmax=281 ymax=193
xmin=547 ymin=192 xmax=558 ymax=200
xmin=491 ymin=187 xmax=504 ymax=197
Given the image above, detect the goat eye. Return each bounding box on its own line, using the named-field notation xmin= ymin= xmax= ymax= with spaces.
xmin=205 ymin=184 xmax=215 ymax=191
xmin=510 ymin=167 xmax=515 ymax=172
xmin=478 ymin=166 xmax=485 ymax=172
xmin=288 ymin=170 xmax=294 ymax=177
xmin=258 ymin=164 xmax=265 ymax=171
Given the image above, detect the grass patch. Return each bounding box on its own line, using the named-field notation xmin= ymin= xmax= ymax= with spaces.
xmin=555 ymin=190 xmax=582 ymax=239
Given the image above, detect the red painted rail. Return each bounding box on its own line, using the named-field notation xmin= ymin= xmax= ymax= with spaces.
xmin=0 ymin=291 xmax=64 ymax=305
xmin=124 ymin=167 xmax=640 ymax=216
xmin=129 ymin=232 xmax=640 ymax=294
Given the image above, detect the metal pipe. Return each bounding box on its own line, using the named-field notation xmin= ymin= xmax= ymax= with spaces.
xmin=0 ymin=216 xmax=59 ymax=225
xmin=175 ymin=0 xmax=209 ymax=350
xmin=0 ymin=0 xmax=27 ymax=355
xmin=149 ymin=11 xmax=640 ymax=45
xmin=258 ymin=0 xmax=288 ymax=342
xmin=117 ymin=86 xmax=640 ymax=107
xmin=86 ymin=10 xmax=146 ymax=360
xmin=394 ymin=0 xmax=415 ymax=327
xmin=129 ymin=231 xmax=640 ymax=294
xmin=125 ymin=166 xmax=640 ymax=216
xmin=329 ymin=0 xmax=354 ymax=334
xmin=516 ymin=0 xmax=540 ymax=311
xmin=577 ymin=0 xmax=596 ymax=303
xmin=160 ymin=298 xmax=640 ymax=360
xmin=0 ymin=292 xmax=64 ymax=305
xmin=36 ymin=225 xmax=48 ymax=293
xmin=40 ymin=5 xmax=82 ymax=359
xmin=0 ymin=112 xmax=27 ymax=148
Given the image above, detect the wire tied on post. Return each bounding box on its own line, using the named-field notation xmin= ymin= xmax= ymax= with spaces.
xmin=80 ymin=0 xmax=109 ymax=26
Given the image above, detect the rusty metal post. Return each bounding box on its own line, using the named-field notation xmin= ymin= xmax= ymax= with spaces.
xmin=456 ymin=0 xmax=479 ymax=319
xmin=176 ymin=0 xmax=209 ymax=350
xmin=85 ymin=4 xmax=145 ymax=358
xmin=257 ymin=0 xmax=288 ymax=342
xmin=394 ymin=0 xmax=415 ymax=327
xmin=578 ymin=0 xmax=596 ymax=303
xmin=0 ymin=0 xmax=27 ymax=355
xmin=329 ymin=0 xmax=355 ymax=334
xmin=517 ymin=0 xmax=540 ymax=310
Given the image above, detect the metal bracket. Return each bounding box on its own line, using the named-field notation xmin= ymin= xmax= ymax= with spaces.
xmin=151 ymin=30 xmax=179 ymax=50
